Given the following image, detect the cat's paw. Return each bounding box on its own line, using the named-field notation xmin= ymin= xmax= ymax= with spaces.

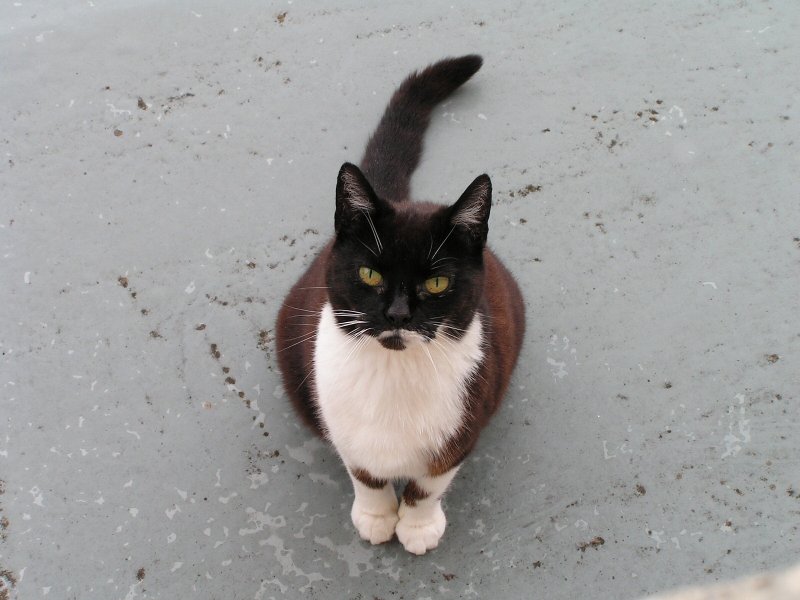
xmin=396 ymin=502 xmax=446 ymax=555
xmin=351 ymin=503 xmax=399 ymax=545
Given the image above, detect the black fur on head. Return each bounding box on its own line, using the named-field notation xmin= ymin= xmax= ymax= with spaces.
xmin=327 ymin=163 xmax=492 ymax=350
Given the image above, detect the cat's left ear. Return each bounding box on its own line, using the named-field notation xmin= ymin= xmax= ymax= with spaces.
xmin=335 ymin=163 xmax=381 ymax=235
xmin=449 ymin=174 xmax=492 ymax=245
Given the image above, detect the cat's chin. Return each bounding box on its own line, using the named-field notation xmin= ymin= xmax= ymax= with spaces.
xmin=377 ymin=330 xmax=426 ymax=351
xmin=378 ymin=335 xmax=407 ymax=351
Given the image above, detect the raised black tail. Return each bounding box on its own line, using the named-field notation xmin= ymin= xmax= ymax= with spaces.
xmin=360 ymin=54 xmax=483 ymax=203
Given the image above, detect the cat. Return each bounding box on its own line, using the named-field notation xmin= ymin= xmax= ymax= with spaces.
xmin=276 ymin=55 xmax=525 ymax=555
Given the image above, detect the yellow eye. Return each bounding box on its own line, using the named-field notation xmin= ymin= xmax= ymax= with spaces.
xmin=424 ymin=276 xmax=450 ymax=294
xmin=358 ymin=266 xmax=383 ymax=287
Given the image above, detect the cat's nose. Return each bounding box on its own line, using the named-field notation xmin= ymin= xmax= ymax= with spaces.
xmin=385 ymin=295 xmax=411 ymax=327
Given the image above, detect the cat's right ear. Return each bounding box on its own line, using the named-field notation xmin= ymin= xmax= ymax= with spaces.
xmin=449 ymin=173 xmax=492 ymax=245
xmin=335 ymin=163 xmax=380 ymax=235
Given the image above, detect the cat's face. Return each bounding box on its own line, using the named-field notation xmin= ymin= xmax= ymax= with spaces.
xmin=326 ymin=163 xmax=491 ymax=351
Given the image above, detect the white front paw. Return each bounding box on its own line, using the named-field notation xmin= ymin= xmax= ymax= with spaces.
xmin=351 ymin=501 xmax=399 ymax=545
xmin=396 ymin=502 xmax=446 ymax=555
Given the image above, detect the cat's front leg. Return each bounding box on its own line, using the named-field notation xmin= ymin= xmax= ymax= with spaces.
xmin=396 ymin=467 xmax=460 ymax=555
xmin=347 ymin=467 xmax=399 ymax=545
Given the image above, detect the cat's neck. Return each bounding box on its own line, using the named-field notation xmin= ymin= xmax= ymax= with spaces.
xmin=315 ymin=302 xmax=484 ymax=380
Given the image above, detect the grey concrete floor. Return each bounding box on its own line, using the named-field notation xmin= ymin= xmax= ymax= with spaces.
xmin=2 ymin=1 xmax=799 ymax=599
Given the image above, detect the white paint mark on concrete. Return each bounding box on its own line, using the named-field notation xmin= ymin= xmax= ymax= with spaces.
xmin=602 ymin=440 xmax=617 ymax=460
xmin=218 ymin=492 xmax=238 ymax=504
xmin=721 ymin=393 xmax=750 ymax=458
xmin=107 ymin=103 xmax=132 ymax=116
xmin=309 ymin=472 xmax=339 ymax=488
xmin=285 ymin=438 xmax=322 ymax=465
xmin=248 ymin=472 xmax=269 ymax=489
xmin=546 ymin=357 xmax=567 ymax=379
xmin=469 ymin=519 xmax=486 ymax=536
xmin=30 ymin=486 xmax=44 ymax=506
xmin=239 ymin=503 xmax=286 ymax=536
xmin=314 ymin=535 xmax=374 ymax=578
xmin=648 ymin=528 xmax=665 ymax=548
xmin=294 ymin=513 xmax=325 ymax=539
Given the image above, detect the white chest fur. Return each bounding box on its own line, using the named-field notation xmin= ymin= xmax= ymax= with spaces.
xmin=313 ymin=302 xmax=484 ymax=479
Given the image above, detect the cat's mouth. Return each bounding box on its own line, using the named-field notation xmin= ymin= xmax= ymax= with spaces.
xmin=376 ymin=329 xmax=424 ymax=351
xmin=379 ymin=334 xmax=406 ymax=351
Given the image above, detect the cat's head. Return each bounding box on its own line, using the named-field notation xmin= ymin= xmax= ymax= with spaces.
xmin=326 ymin=163 xmax=491 ymax=351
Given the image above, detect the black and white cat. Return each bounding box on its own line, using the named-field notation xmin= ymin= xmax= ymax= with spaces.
xmin=276 ymin=55 xmax=525 ymax=555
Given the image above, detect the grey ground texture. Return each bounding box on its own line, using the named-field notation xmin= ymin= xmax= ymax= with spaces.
xmin=1 ymin=1 xmax=799 ymax=599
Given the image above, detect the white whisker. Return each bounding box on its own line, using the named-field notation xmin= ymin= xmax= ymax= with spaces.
xmin=281 ymin=329 xmax=319 ymax=342
xmin=431 ymin=257 xmax=456 ymax=268
xmin=429 ymin=319 xmax=469 ymax=334
xmin=431 ymin=225 xmax=456 ymax=261
xmin=283 ymin=304 xmax=321 ymax=314
xmin=294 ymin=356 xmax=317 ymax=392
xmin=430 ymin=338 xmax=457 ymax=371
xmin=342 ymin=329 xmax=371 ymax=364
xmin=361 ymin=209 xmax=383 ymax=253
xmin=422 ymin=343 xmax=439 ymax=377
xmin=356 ymin=237 xmax=379 ymax=257
xmin=438 ymin=324 xmax=469 ymax=334
xmin=337 ymin=320 xmax=368 ymax=327
xmin=277 ymin=332 xmax=318 ymax=352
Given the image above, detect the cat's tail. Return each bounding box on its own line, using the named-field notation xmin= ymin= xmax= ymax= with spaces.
xmin=360 ymin=54 xmax=483 ymax=203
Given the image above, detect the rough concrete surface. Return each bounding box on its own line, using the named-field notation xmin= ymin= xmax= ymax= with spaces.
xmin=650 ymin=563 xmax=800 ymax=600
xmin=1 ymin=1 xmax=798 ymax=599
